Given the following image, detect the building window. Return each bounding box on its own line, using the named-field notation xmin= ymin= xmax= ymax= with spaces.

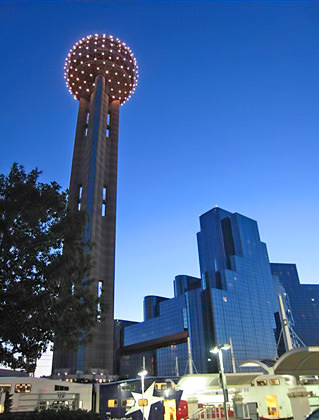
xmin=108 ymin=399 xmax=118 ymax=408
xmin=84 ymin=113 xmax=89 ymax=136
xmin=15 ymin=384 xmax=32 ymax=393
xmin=55 ymin=385 xmax=69 ymax=391
xmin=0 ymin=385 xmax=11 ymax=393
xmin=97 ymin=281 xmax=103 ymax=323
xmin=106 ymin=112 xmax=111 ymax=139
xmin=269 ymin=379 xmax=280 ymax=385
xmin=121 ymin=399 xmax=135 ymax=408
xmin=138 ymin=399 xmax=148 ymax=407
xmin=103 ymin=187 xmax=107 ymax=201
xmin=256 ymin=379 xmax=268 ymax=386
xmin=102 ymin=186 xmax=107 ymax=216
xmin=78 ymin=185 xmax=82 ymax=211
xmin=155 ymin=383 xmax=168 ymax=390
xmin=98 ymin=281 xmax=103 ymax=298
xmin=102 ymin=203 xmax=106 ymax=216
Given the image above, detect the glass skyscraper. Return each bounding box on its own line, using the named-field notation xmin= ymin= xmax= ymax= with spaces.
xmin=117 ymin=207 xmax=280 ymax=377
xmin=271 ymin=263 xmax=319 ymax=346
xmin=197 ymin=207 xmax=279 ymax=372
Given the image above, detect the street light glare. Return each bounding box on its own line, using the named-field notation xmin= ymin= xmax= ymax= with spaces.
xmin=210 ymin=343 xmax=230 ymax=420
xmin=210 ymin=344 xmax=231 ymax=354
xmin=138 ymin=368 xmax=148 ymax=420
xmin=138 ymin=369 xmax=148 ymax=377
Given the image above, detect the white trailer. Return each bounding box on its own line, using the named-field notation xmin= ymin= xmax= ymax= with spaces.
xmin=0 ymin=377 xmax=93 ymax=412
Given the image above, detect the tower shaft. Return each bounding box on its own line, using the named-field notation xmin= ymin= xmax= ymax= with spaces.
xmin=53 ymin=75 xmax=119 ymax=375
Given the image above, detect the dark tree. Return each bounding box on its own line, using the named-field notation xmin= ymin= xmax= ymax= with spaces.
xmin=0 ymin=164 xmax=98 ymax=373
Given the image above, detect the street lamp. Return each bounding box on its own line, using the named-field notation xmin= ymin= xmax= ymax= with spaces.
xmin=210 ymin=344 xmax=231 ymax=420
xmin=138 ymin=369 xmax=148 ymax=420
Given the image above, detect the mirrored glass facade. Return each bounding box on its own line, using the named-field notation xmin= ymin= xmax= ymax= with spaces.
xmin=197 ymin=207 xmax=279 ymax=372
xmin=271 ymin=263 xmax=319 ymax=346
xmin=118 ymin=207 xmax=281 ymax=377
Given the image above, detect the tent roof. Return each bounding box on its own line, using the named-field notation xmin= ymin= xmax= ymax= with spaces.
xmin=240 ymin=346 xmax=319 ymax=376
xmin=177 ymin=373 xmax=262 ymax=392
xmin=273 ymin=346 xmax=319 ymax=375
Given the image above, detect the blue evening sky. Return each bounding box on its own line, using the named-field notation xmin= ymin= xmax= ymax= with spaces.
xmin=1 ymin=0 xmax=319 ymax=329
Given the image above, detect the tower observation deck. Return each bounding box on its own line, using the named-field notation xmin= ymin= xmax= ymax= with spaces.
xmin=52 ymin=34 xmax=138 ymax=377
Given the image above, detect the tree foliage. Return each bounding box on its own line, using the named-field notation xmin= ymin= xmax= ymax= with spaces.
xmin=0 ymin=164 xmax=98 ymax=372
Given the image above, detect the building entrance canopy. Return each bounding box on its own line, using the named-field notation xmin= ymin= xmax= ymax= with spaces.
xmin=241 ymin=346 xmax=319 ymax=376
xmin=273 ymin=346 xmax=319 ymax=376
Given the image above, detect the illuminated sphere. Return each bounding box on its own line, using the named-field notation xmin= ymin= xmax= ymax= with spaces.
xmin=64 ymin=33 xmax=138 ymax=104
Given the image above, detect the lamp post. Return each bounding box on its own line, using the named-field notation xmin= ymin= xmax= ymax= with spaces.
xmin=138 ymin=369 xmax=148 ymax=420
xmin=210 ymin=344 xmax=231 ymax=420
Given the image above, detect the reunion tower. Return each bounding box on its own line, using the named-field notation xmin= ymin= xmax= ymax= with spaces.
xmin=52 ymin=34 xmax=138 ymax=376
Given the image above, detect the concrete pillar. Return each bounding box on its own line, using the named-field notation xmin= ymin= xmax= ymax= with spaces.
xmin=287 ymin=386 xmax=310 ymax=420
xmin=187 ymin=397 xmax=199 ymax=420
xmin=232 ymin=392 xmax=245 ymax=419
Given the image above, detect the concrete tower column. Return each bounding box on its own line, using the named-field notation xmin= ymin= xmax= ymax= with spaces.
xmin=53 ymin=75 xmax=120 ymax=375
xmin=53 ymin=33 xmax=138 ymax=379
xmin=80 ymin=76 xmax=119 ymax=374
